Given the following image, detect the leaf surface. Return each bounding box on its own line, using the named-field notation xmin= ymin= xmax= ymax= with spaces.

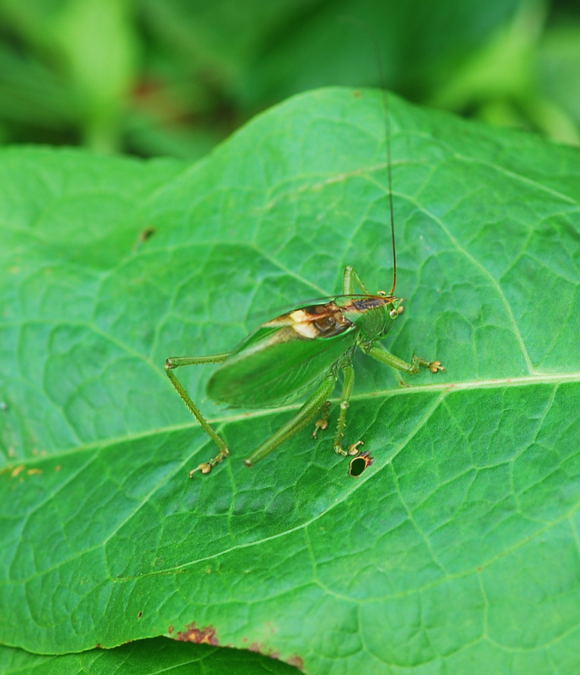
xmin=0 ymin=89 xmax=578 ymax=673
xmin=0 ymin=639 xmax=297 ymax=674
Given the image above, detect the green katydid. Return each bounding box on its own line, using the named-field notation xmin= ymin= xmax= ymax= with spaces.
xmin=165 ymin=91 xmax=444 ymax=478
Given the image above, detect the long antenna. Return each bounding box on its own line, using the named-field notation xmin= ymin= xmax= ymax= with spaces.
xmin=383 ymin=94 xmax=397 ymax=295
xmin=373 ymin=35 xmax=397 ymax=296
xmin=339 ymin=17 xmax=398 ymax=296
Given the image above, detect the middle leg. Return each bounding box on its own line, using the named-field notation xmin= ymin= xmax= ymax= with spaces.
xmin=333 ymin=361 xmax=364 ymax=457
xmin=343 ymin=265 xmax=371 ymax=296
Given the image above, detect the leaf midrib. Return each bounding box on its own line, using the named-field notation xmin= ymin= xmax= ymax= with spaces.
xmin=5 ymin=371 xmax=577 ymax=469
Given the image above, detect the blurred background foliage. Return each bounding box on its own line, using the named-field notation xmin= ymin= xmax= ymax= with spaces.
xmin=0 ymin=0 xmax=578 ymax=158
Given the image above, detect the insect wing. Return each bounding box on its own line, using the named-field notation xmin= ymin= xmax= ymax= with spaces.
xmin=208 ymin=323 xmax=356 ymax=408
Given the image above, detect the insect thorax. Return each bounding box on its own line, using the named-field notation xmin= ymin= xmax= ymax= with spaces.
xmin=343 ymin=296 xmax=400 ymax=343
xmin=264 ymin=295 xmax=400 ymax=344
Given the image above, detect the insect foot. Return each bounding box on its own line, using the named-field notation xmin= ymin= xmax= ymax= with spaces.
xmin=409 ymin=355 xmax=445 ymax=375
xmin=428 ymin=360 xmax=445 ymax=374
xmin=335 ymin=439 xmax=364 ymax=457
xmin=312 ymin=401 xmax=331 ymax=439
xmin=312 ymin=418 xmax=328 ymax=439
xmin=189 ymin=447 xmax=230 ymax=478
xmin=348 ymin=440 xmax=365 ymax=455
xmin=189 ymin=463 xmax=212 ymax=477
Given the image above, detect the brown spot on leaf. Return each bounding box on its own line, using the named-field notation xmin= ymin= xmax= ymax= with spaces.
xmin=168 ymin=625 xmax=174 ymax=634
xmin=248 ymin=643 xmax=280 ymax=661
xmin=348 ymin=452 xmax=373 ymax=477
xmin=132 ymin=226 xmax=157 ymax=253
xmin=177 ymin=623 xmax=219 ymax=645
xmin=287 ymin=655 xmax=305 ymax=669
xmin=139 ymin=226 xmax=156 ymax=242
xmin=137 ymin=611 xmax=143 ymax=618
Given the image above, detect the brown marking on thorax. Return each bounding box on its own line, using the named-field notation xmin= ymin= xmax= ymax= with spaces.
xmin=265 ymin=295 xmax=396 ymax=339
xmin=345 ymin=295 xmax=395 ymax=312
xmin=266 ymin=301 xmax=352 ymax=339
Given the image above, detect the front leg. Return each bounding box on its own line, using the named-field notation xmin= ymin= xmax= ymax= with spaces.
xmin=343 ymin=265 xmax=371 ymax=296
xmin=365 ymin=344 xmax=444 ymax=375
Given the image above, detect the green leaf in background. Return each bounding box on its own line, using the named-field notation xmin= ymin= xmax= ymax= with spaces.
xmin=5 ymin=0 xmax=577 ymax=157
xmin=0 ymin=89 xmax=578 ymax=672
xmin=0 ymin=0 xmax=138 ymax=153
xmin=0 ymin=639 xmax=298 ymax=674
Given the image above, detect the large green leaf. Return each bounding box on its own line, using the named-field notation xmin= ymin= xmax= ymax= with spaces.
xmin=0 ymin=88 xmax=578 ymax=673
xmin=0 ymin=639 xmax=298 ymax=674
